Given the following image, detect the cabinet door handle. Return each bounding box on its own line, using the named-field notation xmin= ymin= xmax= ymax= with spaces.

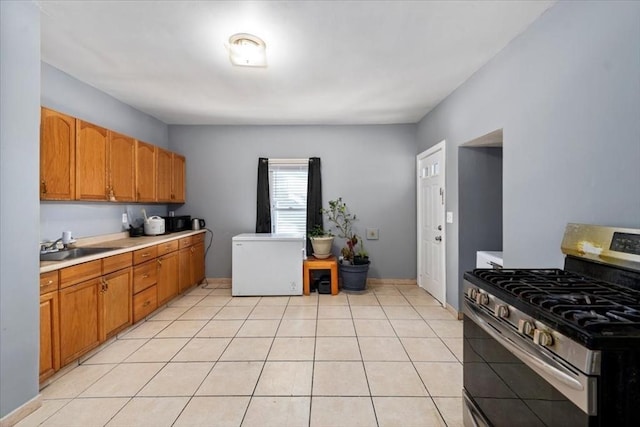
xmin=41 ymin=180 xmax=47 ymax=194
xmin=141 ymin=253 xmax=151 ymax=258
xmin=157 ymin=259 xmax=162 ymax=266
xmin=142 ymin=274 xmax=149 ymax=279
xmin=143 ymin=300 xmax=151 ymax=307
xmin=191 ymin=247 xmax=195 ymax=253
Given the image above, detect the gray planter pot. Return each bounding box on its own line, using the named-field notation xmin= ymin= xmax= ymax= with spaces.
xmin=339 ymin=262 xmax=370 ymax=292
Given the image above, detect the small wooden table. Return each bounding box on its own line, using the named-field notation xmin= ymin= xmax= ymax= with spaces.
xmin=303 ymin=255 xmax=339 ymax=295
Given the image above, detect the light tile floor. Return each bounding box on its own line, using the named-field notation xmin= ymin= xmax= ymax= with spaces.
xmin=19 ymin=283 xmax=463 ymax=427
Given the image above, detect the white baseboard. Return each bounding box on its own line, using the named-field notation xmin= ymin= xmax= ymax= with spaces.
xmin=0 ymin=394 xmax=41 ymax=427
xmin=446 ymin=303 xmax=463 ymax=320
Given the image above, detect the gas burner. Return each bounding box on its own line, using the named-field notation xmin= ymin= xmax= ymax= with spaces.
xmin=556 ymin=306 xmax=640 ymax=329
xmin=531 ymin=293 xmax=599 ymax=307
xmin=563 ymin=309 xmax=611 ymax=326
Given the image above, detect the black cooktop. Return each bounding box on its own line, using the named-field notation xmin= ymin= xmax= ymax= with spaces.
xmin=465 ymin=268 xmax=640 ymax=348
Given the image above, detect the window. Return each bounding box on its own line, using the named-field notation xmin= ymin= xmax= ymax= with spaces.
xmin=268 ymin=159 xmax=308 ymax=234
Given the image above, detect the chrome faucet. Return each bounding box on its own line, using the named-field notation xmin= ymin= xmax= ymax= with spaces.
xmin=40 ymin=231 xmax=75 ymax=253
xmin=40 ymin=238 xmax=63 ymax=253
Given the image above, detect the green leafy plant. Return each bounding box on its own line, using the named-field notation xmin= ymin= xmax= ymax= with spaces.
xmin=322 ymin=197 xmax=363 ymax=262
xmin=308 ymin=225 xmax=333 ymax=238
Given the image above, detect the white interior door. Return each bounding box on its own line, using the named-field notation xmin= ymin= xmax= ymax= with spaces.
xmin=417 ymin=142 xmax=446 ymax=305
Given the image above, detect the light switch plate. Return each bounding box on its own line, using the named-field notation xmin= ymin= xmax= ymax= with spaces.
xmin=446 ymin=212 xmax=453 ymax=223
xmin=366 ymin=228 xmax=379 ymax=240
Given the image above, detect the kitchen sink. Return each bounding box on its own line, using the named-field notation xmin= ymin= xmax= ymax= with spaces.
xmin=40 ymin=247 xmax=119 ymax=262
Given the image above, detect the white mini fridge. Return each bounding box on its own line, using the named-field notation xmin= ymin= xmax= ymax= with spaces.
xmin=232 ymin=233 xmax=306 ymax=296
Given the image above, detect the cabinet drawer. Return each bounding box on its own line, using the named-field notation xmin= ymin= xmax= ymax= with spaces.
xmin=133 ymin=260 xmax=157 ymax=293
xmin=133 ymin=246 xmax=158 ymax=265
xmin=59 ymin=260 xmax=101 ymax=289
xmin=102 ymin=252 xmax=132 ymax=275
xmin=157 ymin=240 xmax=178 ymax=256
xmin=192 ymin=233 xmax=205 ymax=244
xmin=133 ymin=285 xmax=157 ymax=322
xmin=40 ymin=271 xmax=59 ymax=294
xmin=178 ymin=236 xmax=193 ymax=249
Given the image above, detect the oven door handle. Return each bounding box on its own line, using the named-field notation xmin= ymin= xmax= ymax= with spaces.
xmin=465 ymin=300 xmax=584 ymax=392
xmin=463 ymin=391 xmax=491 ymax=427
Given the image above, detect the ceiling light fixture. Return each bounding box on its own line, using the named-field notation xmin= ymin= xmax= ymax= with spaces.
xmin=227 ymin=33 xmax=267 ymax=68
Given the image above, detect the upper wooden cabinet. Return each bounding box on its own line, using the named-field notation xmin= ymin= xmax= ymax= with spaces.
xmin=172 ymin=154 xmax=186 ymax=203
xmin=135 ymin=140 xmax=156 ymax=202
xmin=156 ymin=148 xmax=173 ymax=202
xmin=109 ymin=132 xmax=136 ymax=202
xmin=40 ymin=107 xmax=76 ymax=200
xmin=76 ymin=120 xmax=109 ymax=201
xmin=156 ymin=149 xmax=185 ymax=203
xmin=40 ymin=107 xmax=186 ymax=203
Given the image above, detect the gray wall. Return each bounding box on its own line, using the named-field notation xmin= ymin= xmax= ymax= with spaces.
xmin=417 ymin=1 xmax=640 ymax=310
xmin=0 ymin=1 xmax=41 ymax=417
xmin=169 ymin=125 xmax=417 ymax=279
xmin=459 ymin=147 xmax=503 ymax=284
xmin=40 ymin=64 xmax=171 ymax=240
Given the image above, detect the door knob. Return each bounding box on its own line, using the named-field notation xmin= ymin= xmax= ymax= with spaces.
xmin=437 ymin=225 xmax=442 ymax=231
xmin=435 ymin=236 xmax=442 ymax=241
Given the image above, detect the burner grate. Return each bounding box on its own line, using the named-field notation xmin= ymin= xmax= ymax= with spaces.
xmin=471 ymin=268 xmax=640 ymax=331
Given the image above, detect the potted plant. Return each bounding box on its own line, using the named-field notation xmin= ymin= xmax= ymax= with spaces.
xmin=308 ymin=225 xmax=334 ymax=259
xmin=323 ymin=198 xmax=370 ymax=291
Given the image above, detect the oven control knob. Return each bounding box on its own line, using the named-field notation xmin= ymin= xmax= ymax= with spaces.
xmin=475 ymin=292 xmax=489 ymax=306
xmin=534 ymin=329 xmax=554 ymax=347
xmin=494 ymin=304 xmax=510 ymax=318
xmin=518 ymin=319 xmax=535 ymax=336
xmin=466 ymin=287 xmax=479 ymax=300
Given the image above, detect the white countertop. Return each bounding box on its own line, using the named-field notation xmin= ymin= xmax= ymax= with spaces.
xmin=476 ymin=251 xmax=504 ymax=268
xmin=40 ymin=230 xmax=206 ymax=273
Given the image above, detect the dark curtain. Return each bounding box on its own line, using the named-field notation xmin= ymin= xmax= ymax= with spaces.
xmin=256 ymin=158 xmax=271 ymax=233
xmin=306 ymin=157 xmax=323 ymax=254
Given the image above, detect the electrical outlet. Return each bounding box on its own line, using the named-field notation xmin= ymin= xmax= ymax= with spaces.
xmin=122 ymin=213 xmax=128 ymax=223
xmin=366 ymin=228 xmax=379 ymax=240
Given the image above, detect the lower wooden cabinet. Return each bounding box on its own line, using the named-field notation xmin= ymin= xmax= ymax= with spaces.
xmin=178 ymin=234 xmax=206 ymax=292
xmin=41 ymin=232 xmax=206 ymax=378
xmin=59 ymin=278 xmax=101 ymax=366
xmin=39 ymin=290 xmax=60 ymax=382
xmin=178 ymin=247 xmax=192 ymax=293
xmin=192 ymin=241 xmax=205 ymax=285
xmin=100 ymin=267 xmax=132 ymax=341
xmin=157 ymin=251 xmax=179 ymax=306
xmin=133 ymin=285 xmax=158 ymax=322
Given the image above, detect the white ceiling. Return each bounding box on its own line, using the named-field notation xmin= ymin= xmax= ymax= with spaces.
xmin=39 ymin=1 xmax=555 ymax=125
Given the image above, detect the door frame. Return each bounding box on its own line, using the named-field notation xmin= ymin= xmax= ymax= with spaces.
xmin=416 ymin=140 xmax=446 ymax=307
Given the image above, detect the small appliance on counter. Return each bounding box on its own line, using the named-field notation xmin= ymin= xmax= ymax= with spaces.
xmin=142 ymin=209 xmax=165 ymax=236
xmin=162 ymin=215 xmax=191 ymax=232
xmin=192 ymin=218 xmax=206 ymax=230
xmin=128 ymin=225 xmax=144 ymax=237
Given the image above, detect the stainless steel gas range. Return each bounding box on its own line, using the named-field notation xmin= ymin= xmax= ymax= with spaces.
xmin=463 ymin=223 xmax=640 ymax=427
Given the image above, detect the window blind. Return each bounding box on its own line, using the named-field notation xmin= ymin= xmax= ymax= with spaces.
xmin=268 ymin=161 xmax=308 ymax=234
